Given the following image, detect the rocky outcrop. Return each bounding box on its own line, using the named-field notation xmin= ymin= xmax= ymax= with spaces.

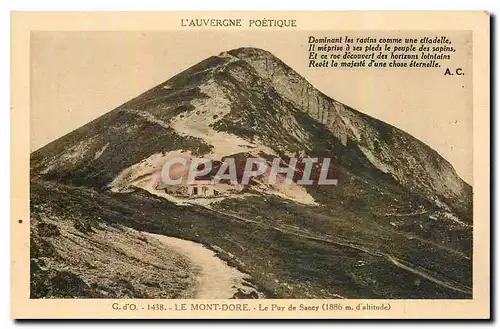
xmin=228 ymin=47 xmax=471 ymax=221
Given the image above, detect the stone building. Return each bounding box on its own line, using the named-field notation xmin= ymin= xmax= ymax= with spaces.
xmin=187 ymin=181 xmax=216 ymax=198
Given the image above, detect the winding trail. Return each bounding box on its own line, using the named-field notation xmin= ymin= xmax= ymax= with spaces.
xmin=146 ymin=233 xmax=257 ymax=299
xmin=199 ymin=204 xmax=473 ymax=297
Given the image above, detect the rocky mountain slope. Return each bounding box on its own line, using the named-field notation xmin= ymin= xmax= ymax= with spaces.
xmin=30 ymin=47 xmax=473 ymax=299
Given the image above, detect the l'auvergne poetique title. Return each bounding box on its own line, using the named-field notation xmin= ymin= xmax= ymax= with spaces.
xmin=180 ymin=18 xmax=297 ymax=28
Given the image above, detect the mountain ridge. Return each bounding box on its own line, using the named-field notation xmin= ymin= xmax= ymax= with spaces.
xmin=30 ymin=47 xmax=473 ymax=299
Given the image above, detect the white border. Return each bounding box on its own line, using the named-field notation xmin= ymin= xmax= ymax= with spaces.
xmin=4 ymin=1 xmax=497 ymax=328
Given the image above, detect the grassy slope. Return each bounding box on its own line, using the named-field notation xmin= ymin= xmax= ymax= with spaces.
xmin=31 ymin=208 xmax=199 ymax=299
xmin=30 ymin=177 xmax=471 ymax=299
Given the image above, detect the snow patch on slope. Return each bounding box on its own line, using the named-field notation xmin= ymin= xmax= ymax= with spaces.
xmin=170 ymin=79 xmax=276 ymax=160
xmin=108 ymin=150 xmax=193 ymax=192
xmin=108 ymin=79 xmax=317 ymax=206
xmin=124 ymin=109 xmax=170 ymax=129
xmin=254 ymin=183 xmax=318 ymax=206
xmin=358 ymin=145 xmax=391 ymax=174
xmin=94 ymin=142 xmax=109 ymax=160
xmin=40 ymin=138 xmax=96 ymax=174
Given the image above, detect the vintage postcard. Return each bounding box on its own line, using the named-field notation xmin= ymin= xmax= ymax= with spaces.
xmin=11 ymin=11 xmax=490 ymax=319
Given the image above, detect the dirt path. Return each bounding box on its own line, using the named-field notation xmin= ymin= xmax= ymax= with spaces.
xmin=146 ymin=233 xmax=257 ymax=299
xmin=201 ymin=206 xmax=472 ymax=297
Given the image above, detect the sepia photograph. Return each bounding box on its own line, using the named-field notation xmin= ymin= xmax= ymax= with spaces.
xmin=10 ymin=11 xmax=490 ymax=319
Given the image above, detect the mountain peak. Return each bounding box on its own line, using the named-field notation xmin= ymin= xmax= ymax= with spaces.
xmin=225 ymin=47 xmax=284 ymax=72
xmin=32 ymin=47 xmax=472 ymax=221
